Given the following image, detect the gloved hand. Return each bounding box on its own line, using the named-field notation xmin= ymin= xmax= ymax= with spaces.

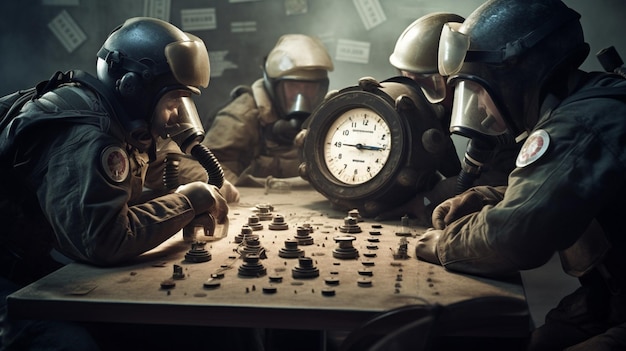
xmin=220 ymin=179 xmax=240 ymax=203
xmin=415 ymin=229 xmax=442 ymax=265
xmin=175 ymin=181 xmax=228 ymax=223
xmin=431 ymin=190 xmax=485 ymax=230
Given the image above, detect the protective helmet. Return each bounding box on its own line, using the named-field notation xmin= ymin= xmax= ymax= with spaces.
xmin=96 ymin=17 xmax=210 ymax=150
xmin=389 ymin=13 xmax=464 ymax=103
xmin=263 ymin=34 xmax=334 ymax=119
xmin=438 ymin=0 xmax=589 ymax=143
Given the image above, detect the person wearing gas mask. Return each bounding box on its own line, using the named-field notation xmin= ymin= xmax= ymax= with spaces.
xmin=390 ymin=12 xmax=464 ymax=180
xmin=0 ymin=17 xmax=233 ymax=350
xmin=175 ymin=34 xmax=333 ymax=189
xmin=415 ymin=0 xmax=626 ymax=350
xmin=375 ymin=12 xmax=520 ymax=225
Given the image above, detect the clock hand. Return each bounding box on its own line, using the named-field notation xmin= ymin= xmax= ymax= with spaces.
xmin=343 ymin=143 xmax=386 ymax=151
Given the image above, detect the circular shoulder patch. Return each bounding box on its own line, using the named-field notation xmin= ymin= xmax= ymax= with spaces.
xmin=516 ymin=129 xmax=550 ymax=168
xmin=101 ymin=146 xmax=130 ymax=182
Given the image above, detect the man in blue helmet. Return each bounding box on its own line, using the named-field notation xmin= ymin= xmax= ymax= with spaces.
xmin=377 ymin=12 xmax=521 ymax=225
xmin=415 ymin=0 xmax=626 ymax=349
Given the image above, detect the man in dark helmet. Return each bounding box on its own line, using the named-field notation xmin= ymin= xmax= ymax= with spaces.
xmin=0 ymin=17 xmax=231 ymax=349
xmin=415 ymin=0 xmax=626 ymax=350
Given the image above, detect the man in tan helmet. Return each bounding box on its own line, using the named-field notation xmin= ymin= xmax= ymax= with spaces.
xmin=148 ymin=34 xmax=333 ymax=192
xmin=377 ymin=12 xmax=519 ymax=225
xmin=220 ymin=33 xmax=333 ymax=184
xmin=389 ymin=12 xmax=465 ymax=179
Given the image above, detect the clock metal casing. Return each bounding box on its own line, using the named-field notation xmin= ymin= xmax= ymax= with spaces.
xmin=300 ymin=76 xmax=447 ymax=217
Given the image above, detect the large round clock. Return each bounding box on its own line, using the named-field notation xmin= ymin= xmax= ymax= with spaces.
xmin=299 ymin=76 xmax=448 ymax=217
xmin=323 ymin=107 xmax=392 ymax=185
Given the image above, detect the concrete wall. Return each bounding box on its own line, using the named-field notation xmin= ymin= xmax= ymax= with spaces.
xmin=1 ymin=0 xmax=624 ymax=123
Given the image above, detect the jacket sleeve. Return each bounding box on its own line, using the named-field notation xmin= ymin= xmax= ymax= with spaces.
xmin=28 ymin=124 xmax=196 ymax=266
xmin=436 ymin=98 xmax=626 ymax=277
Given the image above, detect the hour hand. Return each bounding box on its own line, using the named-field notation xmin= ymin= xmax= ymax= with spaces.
xmin=343 ymin=143 xmax=386 ymax=151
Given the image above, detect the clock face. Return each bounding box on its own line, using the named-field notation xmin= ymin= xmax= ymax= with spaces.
xmin=323 ymin=107 xmax=392 ymax=185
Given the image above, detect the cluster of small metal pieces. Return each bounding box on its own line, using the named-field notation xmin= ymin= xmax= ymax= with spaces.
xmin=255 ymin=203 xmax=274 ymax=221
xmin=184 ymin=241 xmax=212 ymax=263
xmin=237 ymin=236 xmax=267 ymax=259
xmin=393 ymin=237 xmax=411 ymax=260
xmin=278 ymin=239 xmax=305 ymax=258
xmin=332 ymin=235 xmax=359 ymax=259
xmin=246 ymin=214 xmax=263 ymax=231
xmin=291 ymin=257 xmax=320 ymax=279
xmin=395 ymin=215 xmax=412 ymax=237
xmin=160 ymin=264 xmax=185 ymax=289
xmin=268 ymin=214 xmax=289 ymax=230
xmin=234 ymin=225 xmax=259 ymax=244
xmin=338 ymin=216 xmax=362 ymax=233
xmin=294 ymin=225 xmax=314 ymax=245
xmin=160 ymin=205 xmax=408 ymax=295
xmin=238 ymin=254 xmax=267 ymax=277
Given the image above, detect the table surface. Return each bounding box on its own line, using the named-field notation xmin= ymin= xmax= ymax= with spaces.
xmin=8 ymin=187 xmax=529 ymax=334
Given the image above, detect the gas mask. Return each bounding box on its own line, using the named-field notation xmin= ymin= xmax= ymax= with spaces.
xmin=152 ymin=89 xmax=225 ymax=189
xmin=272 ymin=79 xmax=328 ymax=144
xmin=152 ymin=90 xmax=205 ymax=154
xmin=276 ymin=79 xmax=327 ymax=117
xmin=447 ymin=76 xmax=515 ymax=194
xmin=448 ymin=77 xmax=509 ymax=141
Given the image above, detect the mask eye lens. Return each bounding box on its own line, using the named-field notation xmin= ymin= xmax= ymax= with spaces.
xmin=438 ymin=22 xmax=469 ymax=76
xmin=277 ymin=80 xmax=328 ymax=115
xmin=449 ymin=79 xmax=508 ymax=138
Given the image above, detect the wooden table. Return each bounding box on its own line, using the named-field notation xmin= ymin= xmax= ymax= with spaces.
xmin=7 ymin=187 xmax=529 ymax=338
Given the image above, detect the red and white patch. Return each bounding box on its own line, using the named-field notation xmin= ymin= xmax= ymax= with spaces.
xmin=101 ymin=146 xmax=129 ymax=182
xmin=516 ymin=129 xmax=550 ymax=168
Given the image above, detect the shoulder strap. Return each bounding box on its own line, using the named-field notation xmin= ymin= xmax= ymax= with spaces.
xmin=561 ymin=72 xmax=626 ymax=105
xmin=1 ymin=70 xmax=134 ymax=148
xmin=560 ymin=86 xmax=626 ymax=106
xmin=540 ymin=73 xmax=626 ymax=121
xmin=68 ymin=70 xmax=151 ymax=151
xmin=39 ymin=85 xmax=91 ymax=111
xmin=0 ymin=71 xmax=74 ymax=133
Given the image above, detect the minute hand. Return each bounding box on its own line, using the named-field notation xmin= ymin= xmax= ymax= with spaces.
xmin=343 ymin=143 xmax=386 ymax=151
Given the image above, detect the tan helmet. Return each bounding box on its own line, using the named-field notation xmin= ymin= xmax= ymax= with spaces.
xmin=264 ymin=34 xmax=334 ymax=81
xmin=389 ymin=13 xmax=465 ymax=74
xmin=263 ymin=34 xmax=334 ymax=121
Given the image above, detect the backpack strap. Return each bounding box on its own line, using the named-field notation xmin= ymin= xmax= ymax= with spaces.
xmin=539 ymin=72 xmax=626 ymax=123
xmin=560 ymin=86 xmax=626 ymax=105
xmin=38 ymin=85 xmax=92 ymax=111
xmin=0 ymin=71 xmax=74 ymax=133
